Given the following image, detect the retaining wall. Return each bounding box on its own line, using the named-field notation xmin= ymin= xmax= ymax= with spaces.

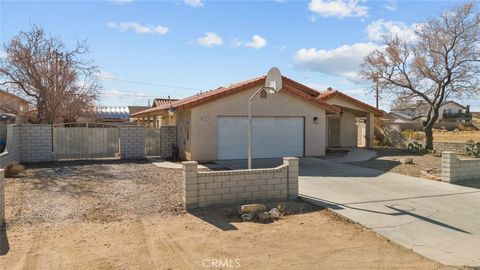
xmin=442 ymin=151 xmax=480 ymax=183
xmin=433 ymin=141 xmax=473 ymax=155
xmin=182 ymin=157 xmax=299 ymax=209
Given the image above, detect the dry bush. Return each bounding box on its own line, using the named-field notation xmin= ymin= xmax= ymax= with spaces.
xmin=402 ymin=130 xmax=426 ymax=141
xmin=4 ymin=163 xmax=26 ymax=178
xmin=458 ymin=123 xmax=477 ymax=131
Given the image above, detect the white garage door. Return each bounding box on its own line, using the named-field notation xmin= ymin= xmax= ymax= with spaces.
xmin=217 ymin=116 xmax=304 ymax=160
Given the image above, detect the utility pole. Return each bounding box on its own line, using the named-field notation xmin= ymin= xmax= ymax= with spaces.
xmin=374 ymin=74 xmax=380 ymax=109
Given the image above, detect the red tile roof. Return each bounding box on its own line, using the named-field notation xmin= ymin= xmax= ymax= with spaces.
xmin=152 ymin=98 xmax=179 ymax=107
xmin=131 ymin=76 xmax=382 ymax=117
xmin=316 ymin=89 xmax=383 ymax=116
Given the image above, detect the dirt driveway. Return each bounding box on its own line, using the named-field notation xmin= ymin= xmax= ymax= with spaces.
xmin=0 ymin=160 xmax=456 ymax=269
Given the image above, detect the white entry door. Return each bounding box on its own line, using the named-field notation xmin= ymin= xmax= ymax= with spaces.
xmin=217 ymin=116 xmax=304 ymax=160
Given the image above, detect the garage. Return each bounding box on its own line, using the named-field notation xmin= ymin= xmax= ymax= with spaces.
xmin=217 ymin=116 xmax=304 ymax=160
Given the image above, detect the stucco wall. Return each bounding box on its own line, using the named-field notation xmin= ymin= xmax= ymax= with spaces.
xmin=339 ymin=111 xmax=357 ymax=147
xmin=188 ymin=87 xmax=327 ymax=161
xmin=176 ymin=111 xmax=192 ymax=160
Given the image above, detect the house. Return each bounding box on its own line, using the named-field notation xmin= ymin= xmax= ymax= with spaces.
xmin=131 ymin=76 xmax=382 ymax=161
xmin=389 ymin=100 xmax=471 ymax=123
xmin=0 ymin=89 xmax=30 ymax=124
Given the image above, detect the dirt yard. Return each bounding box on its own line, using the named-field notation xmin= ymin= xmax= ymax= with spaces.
xmin=349 ymin=148 xmax=442 ymax=180
xmin=404 ymin=130 xmax=480 ymax=143
xmin=0 ymin=160 xmax=459 ymax=269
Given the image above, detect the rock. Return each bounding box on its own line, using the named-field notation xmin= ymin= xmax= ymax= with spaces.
xmin=400 ymin=158 xmax=414 ymax=164
xmin=432 ymin=149 xmax=442 ymax=157
xmin=269 ymin=208 xmax=281 ymax=219
xmin=238 ymin=204 xmax=266 ymax=216
xmin=258 ymin=212 xmax=271 ymax=222
xmin=240 ymin=213 xmax=254 ymax=221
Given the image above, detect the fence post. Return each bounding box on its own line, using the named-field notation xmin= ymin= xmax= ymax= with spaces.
xmin=182 ymin=161 xmax=199 ymax=209
xmin=442 ymin=151 xmax=458 ymax=183
xmin=283 ymin=157 xmax=299 ymax=199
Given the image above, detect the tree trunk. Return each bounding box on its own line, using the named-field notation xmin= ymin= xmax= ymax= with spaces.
xmin=424 ymin=126 xmax=434 ymax=150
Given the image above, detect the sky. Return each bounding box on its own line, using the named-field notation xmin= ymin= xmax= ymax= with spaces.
xmin=0 ymin=0 xmax=475 ymax=111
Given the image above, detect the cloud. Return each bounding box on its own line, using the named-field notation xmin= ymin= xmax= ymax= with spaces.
xmin=0 ymin=50 xmax=6 ymax=59
xmin=184 ymin=0 xmax=204 ymax=7
xmin=292 ymin=43 xmax=380 ymax=80
xmin=245 ymin=35 xmax=267 ymax=49
xmin=196 ymin=32 xmax=223 ymax=47
xmin=232 ymin=35 xmax=267 ymax=49
xmin=308 ymin=0 xmax=368 ymax=18
xmin=95 ymin=71 xmax=115 ymax=80
xmin=384 ymin=0 xmax=396 ymax=11
xmin=109 ymin=0 xmax=134 ymax=5
xmin=107 ymin=21 xmax=169 ymax=35
xmin=366 ymin=19 xmax=420 ymax=41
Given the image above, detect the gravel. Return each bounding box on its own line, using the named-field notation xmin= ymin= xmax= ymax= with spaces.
xmin=4 ymin=159 xmax=183 ymax=227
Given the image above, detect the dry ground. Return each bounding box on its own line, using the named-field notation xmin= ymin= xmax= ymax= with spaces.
xmin=0 ymin=160 xmax=460 ymax=269
xmin=349 ymin=148 xmax=443 ymax=180
xmin=405 ymin=130 xmax=480 ymax=143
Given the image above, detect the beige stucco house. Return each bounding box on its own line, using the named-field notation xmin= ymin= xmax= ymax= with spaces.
xmin=132 ymin=76 xmax=382 ymax=161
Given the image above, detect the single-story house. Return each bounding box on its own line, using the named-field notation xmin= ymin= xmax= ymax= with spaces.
xmin=132 ymin=76 xmax=382 ymax=161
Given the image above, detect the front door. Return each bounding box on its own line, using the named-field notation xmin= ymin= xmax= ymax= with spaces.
xmin=328 ymin=118 xmax=341 ymax=147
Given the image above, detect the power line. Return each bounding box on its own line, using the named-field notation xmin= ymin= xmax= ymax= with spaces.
xmin=95 ymin=75 xmax=202 ymax=91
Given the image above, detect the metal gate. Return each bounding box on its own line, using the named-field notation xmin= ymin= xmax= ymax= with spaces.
xmin=145 ymin=128 xmax=161 ymax=156
xmin=53 ymin=123 xmax=119 ymax=160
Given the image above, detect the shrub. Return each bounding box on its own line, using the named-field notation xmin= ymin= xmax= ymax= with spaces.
xmin=4 ymin=163 xmax=26 ymax=178
xmin=466 ymin=142 xmax=480 ymax=158
xmin=402 ymin=130 xmax=425 ymax=141
xmin=407 ymin=141 xmax=426 ymax=153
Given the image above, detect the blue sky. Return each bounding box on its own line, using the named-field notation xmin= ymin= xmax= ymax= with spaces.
xmin=0 ymin=0 xmax=471 ymax=110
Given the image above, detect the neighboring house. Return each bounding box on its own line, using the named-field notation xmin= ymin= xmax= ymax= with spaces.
xmin=0 ymin=89 xmax=30 ymax=124
xmin=132 ymin=76 xmax=382 ymax=161
xmin=389 ymin=100 xmax=471 ymax=123
xmin=134 ymin=97 xmax=178 ymax=127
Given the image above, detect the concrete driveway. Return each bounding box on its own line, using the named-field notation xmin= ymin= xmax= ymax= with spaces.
xmin=300 ymin=160 xmax=480 ymax=267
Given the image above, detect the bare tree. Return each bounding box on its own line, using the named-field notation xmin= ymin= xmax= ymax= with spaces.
xmin=0 ymin=25 xmax=99 ymax=124
xmin=361 ymin=3 xmax=480 ymax=149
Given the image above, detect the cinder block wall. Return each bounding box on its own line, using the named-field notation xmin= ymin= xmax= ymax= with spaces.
xmin=0 ymin=169 xmax=4 ymax=225
xmin=119 ymin=126 xmax=145 ymax=159
xmin=19 ymin=124 xmax=52 ymax=162
xmin=182 ymin=157 xmax=299 ymax=209
xmin=434 ymin=142 xmax=473 ymax=154
xmin=159 ymin=126 xmax=176 ymax=157
xmin=442 ymin=151 xmax=480 ymax=183
xmin=0 ymin=125 xmax=20 ymax=168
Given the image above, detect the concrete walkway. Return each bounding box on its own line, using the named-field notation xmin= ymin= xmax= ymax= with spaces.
xmin=299 ymin=161 xmax=480 ymax=267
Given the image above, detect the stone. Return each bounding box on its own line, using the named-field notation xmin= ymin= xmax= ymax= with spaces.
xmin=269 ymin=208 xmax=281 ymax=219
xmin=258 ymin=211 xmax=271 ymax=221
xmin=240 ymin=213 xmax=254 ymax=221
xmin=400 ymin=158 xmax=414 ymax=164
xmin=238 ymin=204 xmax=266 ymax=215
xmin=433 ymin=149 xmax=442 ymax=157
